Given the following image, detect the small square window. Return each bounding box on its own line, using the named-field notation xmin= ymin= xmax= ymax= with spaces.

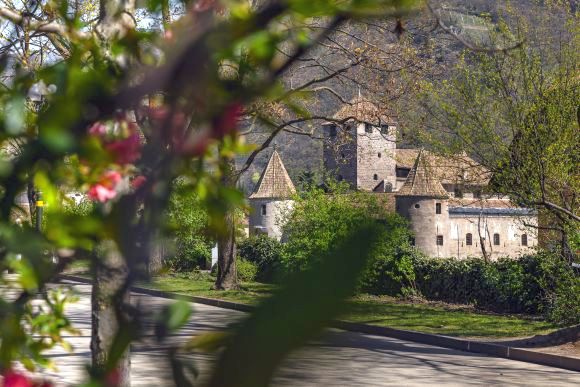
xmin=380 ymin=125 xmax=390 ymax=134
xmin=454 ymin=187 xmax=464 ymax=198
xmin=365 ymin=123 xmax=373 ymax=133
xmin=373 ymin=174 xmax=378 ymax=180
xmin=435 ymin=203 xmax=441 ymax=214
xmin=436 ymin=235 xmax=444 ymax=246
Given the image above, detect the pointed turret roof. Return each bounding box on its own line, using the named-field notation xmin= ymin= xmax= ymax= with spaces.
xmin=332 ymin=96 xmax=395 ymax=126
xmin=249 ymin=149 xmax=296 ymax=199
xmin=396 ymin=149 xmax=449 ymax=198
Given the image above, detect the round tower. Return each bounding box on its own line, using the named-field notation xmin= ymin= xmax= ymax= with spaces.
xmin=395 ymin=149 xmax=449 ymax=257
xmin=248 ymin=148 xmax=296 ymax=241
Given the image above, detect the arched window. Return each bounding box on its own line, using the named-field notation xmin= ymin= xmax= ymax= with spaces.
xmin=261 ymin=204 xmax=267 ymax=216
xmin=373 ymin=174 xmax=378 ymax=180
xmin=466 ymin=233 xmax=473 ymax=246
xmin=414 ymin=203 xmax=420 ymax=209
xmin=521 ymin=234 xmax=528 ymax=246
xmin=493 ymin=233 xmax=500 ymax=245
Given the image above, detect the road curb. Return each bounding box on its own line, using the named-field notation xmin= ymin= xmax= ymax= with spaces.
xmin=57 ymin=274 xmax=580 ymax=373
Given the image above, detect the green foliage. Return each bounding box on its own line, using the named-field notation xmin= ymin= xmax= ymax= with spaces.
xmin=237 ymin=235 xmax=283 ymax=282
xmin=236 ymin=259 xmax=258 ymax=282
xmin=414 ymin=252 xmax=579 ymax=325
xmin=282 ymin=187 xmax=415 ymax=295
xmin=165 ymin=182 xmax=213 ymax=272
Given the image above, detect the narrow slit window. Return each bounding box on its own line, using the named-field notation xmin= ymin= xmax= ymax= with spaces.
xmin=261 ymin=204 xmax=267 ymax=216
xmin=435 ymin=203 xmax=442 ymax=214
xmin=466 ymin=233 xmax=473 ymax=246
xmin=329 ymin=124 xmax=337 ymax=137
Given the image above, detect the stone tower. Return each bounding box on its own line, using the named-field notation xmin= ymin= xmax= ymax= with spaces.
xmin=395 ymin=149 xmax=450 ymax=257
xmin=248 ymin=148 xmax=296 ymax=240
xmin=323 ymin=96 xmax=397 ymax=192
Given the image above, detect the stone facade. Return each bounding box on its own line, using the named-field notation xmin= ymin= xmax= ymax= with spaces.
xmin=323 ymin=98 xmax=397 ymax=191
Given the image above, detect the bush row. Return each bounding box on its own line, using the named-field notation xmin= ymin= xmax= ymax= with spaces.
xmin=238 ymin=234 xmax=579 ymax=325
xmin=413 ymin=253 xmax=579 ymax=324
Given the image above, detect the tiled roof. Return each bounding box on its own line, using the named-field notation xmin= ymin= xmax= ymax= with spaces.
xmin=395 ymin=149 xmax=490 ymax=185
xmin=249 ymin=149 xmax=296 ymax=199
xmin=396 ymin=149 xmax=449 ymax=198
xmin=333 ymin=96 xmax=395 ymax=126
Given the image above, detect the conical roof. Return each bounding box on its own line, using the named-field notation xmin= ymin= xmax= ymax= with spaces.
xmin=396 ymin=149 xmax=449 ymax=198
xmin=333 ymin=96 xmax=394 ymax=126
xmin=249 ymin=149 xmax=296 ymax=199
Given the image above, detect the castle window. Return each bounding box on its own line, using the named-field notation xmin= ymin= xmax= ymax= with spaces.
xmin=373 ymin=174 xmax=378 ymax=180
xmin=414 ymin=203 xmax=420 ymax=209
xmin=365 ymin=123 xmax=373 ymax=133
xmin=466 ymin=233 xmax=473 ymax=246
xmin=329 ymin=124 xmax=337 ymax=137
xmin=378 ymin=152 xmax=381 ymax=158
xmin=521 ymin=234 xmax=528 ymax=246
xmin=436 ymin=235 xmax=444 ymax=246
xmin=396 ymin=168 xmax=410 ymax=178
xmin=261 ymin=204 xmax=267 ymax=216
xmin=435 ymin=203 xmax=441 ymax=214
xmin=493 ymin=233 xmax=500 ymax=245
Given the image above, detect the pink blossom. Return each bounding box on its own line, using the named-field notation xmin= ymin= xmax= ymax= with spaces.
xmin=3 ymin=370 xmax=32 ymax=387
xmin=105 ymin=133 xmax=141 ymax=165
xmin=88 ymin=171 xmax=122 ymax=203
xmin=131 ymin=175 xmax=147 ymax=190
xmin=212 ymin=103 xmax=242 ymax=137
xmin=88 ymin=122 xmax=108 ymax=136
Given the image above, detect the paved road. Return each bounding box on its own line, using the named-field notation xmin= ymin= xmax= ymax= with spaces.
xmin=35 ymin=282 xmax=580 ymax=386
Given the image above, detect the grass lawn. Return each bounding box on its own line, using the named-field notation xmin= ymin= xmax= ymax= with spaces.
xmin=145 ymin=273 xmax=558 ymax=339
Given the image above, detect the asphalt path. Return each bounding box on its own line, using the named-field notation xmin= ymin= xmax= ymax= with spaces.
xmin=33 ymin=281 xmax=580 ymax=386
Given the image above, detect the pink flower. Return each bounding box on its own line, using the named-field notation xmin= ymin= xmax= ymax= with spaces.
xmin=88 ymin=122 xmax=108 ymax=136
xmin=105 ymin=133 xmax=141 ymax=165
xmin=131 ymin=175 xmax=147 ymax=190
xmin=3 ymin=370 xmax=32 ymax=387
xmin=212 ymin=103 xmax=242 ymax=137
xmin=88 ymin=171 xmax=122 ymax=203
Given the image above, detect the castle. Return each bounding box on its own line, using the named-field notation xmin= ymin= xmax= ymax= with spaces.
xmin=248 ymin=97 xmax=538 ymax=260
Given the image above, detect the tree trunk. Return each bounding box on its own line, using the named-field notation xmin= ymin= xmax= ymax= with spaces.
xmin=91 ymin=241 xmax=131 ymax=386
xmin=214 ymin=156 xmax=238 ymax=290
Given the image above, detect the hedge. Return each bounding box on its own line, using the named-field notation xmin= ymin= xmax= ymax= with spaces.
xmin=413 ymin=252 xmax=579 ymax=325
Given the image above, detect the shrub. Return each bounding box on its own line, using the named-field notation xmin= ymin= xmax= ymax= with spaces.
xmin=414 ymin=252 xmax=579 ymax=324
xmin=237 ymin=259 xmax=258 ymax=282
xmin=165 ymin=182 xmax=213 ymax=272
xmin=238 ymin=235 xmax=284 ymax=282
xmin=282 ymin=187 xmax=415 ymax=295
